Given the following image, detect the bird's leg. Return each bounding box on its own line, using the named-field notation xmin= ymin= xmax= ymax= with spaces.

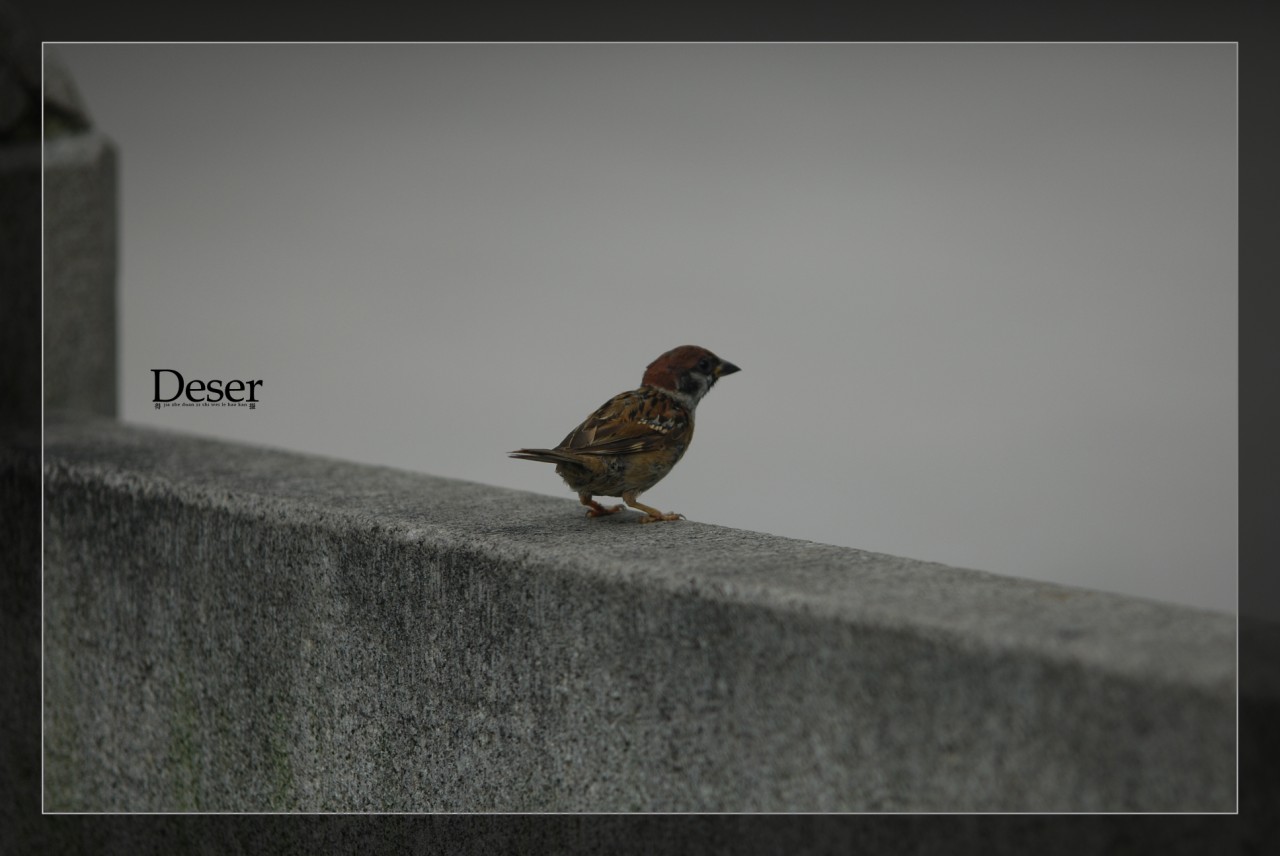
xmin=580 ymin=494 xmax=625 ymax=517
xmin=622 ymin=491 xmax=684 ymax=523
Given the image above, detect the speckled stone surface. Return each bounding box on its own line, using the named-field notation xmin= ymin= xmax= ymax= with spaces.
xmin=40 ymin=414 xmax=1235 ymax=812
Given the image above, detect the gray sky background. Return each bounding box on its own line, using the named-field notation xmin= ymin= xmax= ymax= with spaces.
xmin=53 ymin=43 xmax=1237 ymax=615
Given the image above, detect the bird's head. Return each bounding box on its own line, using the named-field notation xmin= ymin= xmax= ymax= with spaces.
xmin=641 ymin=345 xmax=740 ymax=410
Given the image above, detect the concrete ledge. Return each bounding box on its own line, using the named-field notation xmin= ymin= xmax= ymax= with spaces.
xmin=41 ymin=413 xmax=1235 ymax=812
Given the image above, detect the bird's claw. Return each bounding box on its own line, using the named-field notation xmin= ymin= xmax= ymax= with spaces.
xmin=639 ymin=512 xmax=684 ymax=524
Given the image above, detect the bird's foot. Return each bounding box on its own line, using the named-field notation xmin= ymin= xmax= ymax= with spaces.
xmin=639 ymin=511 xmax=685 ymax=524
xmin=582 ymin=497 xmax=625 ymax=517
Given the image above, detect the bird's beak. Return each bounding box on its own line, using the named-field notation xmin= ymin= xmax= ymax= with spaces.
xmin=716 ymin=360 xmax=741 ymax=377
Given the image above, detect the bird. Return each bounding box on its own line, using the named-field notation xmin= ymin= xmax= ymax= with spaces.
xmin=510 ymin=345 xmax=740 ymax=523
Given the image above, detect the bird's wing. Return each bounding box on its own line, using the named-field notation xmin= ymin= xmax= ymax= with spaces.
xmin=559 ymin=390 xmax=689 ymax=456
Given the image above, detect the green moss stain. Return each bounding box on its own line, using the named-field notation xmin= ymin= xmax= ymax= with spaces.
xmin=267 ymin=707 xmax=296 ymax=810
xmin=167 ymin=669 xmax=202 ymax=810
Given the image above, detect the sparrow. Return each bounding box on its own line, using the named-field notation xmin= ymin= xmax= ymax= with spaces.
xmin=510 ymin=345 xmax=740 ymax=523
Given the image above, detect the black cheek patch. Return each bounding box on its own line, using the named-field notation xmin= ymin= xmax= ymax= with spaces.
xmin=679 ymin=374 xmax=705 ymax=395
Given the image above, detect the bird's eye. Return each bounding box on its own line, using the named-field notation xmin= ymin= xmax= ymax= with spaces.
xmin=696 ymin=357 xmax=711 ymax=373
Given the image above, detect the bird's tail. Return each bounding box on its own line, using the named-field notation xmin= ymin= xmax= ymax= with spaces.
xmin=509 ymin=448 xmax=580 ymax=466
